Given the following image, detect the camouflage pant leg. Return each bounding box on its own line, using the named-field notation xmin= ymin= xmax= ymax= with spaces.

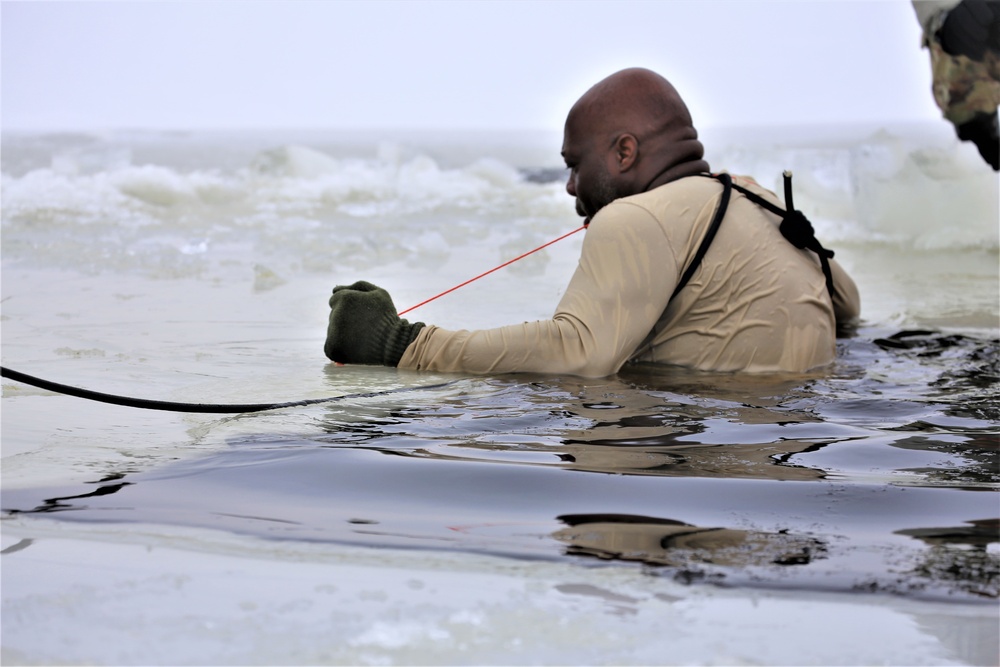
xmin=926 ymin=37 xmax=1000 ymax=127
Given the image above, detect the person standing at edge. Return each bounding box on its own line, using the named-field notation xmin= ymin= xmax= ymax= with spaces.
xmin=912 ymin=0 xmax=1000 ymax=170
xmin=323 ymin=68 xmax=861 ymax=378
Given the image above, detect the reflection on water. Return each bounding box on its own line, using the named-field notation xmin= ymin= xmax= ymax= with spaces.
xmin=311 ymin=372 xmax=835 ymax=479
xmin=553 ymin=513 xmax=826 ymax=568
xmin=895 ymin=520 xmax=1000 ymax=600
xmin=898 ymin=519 xmax=1000 ymax=548
xmin=7 ymin=475 xmax=133 ymax=515
xmin=2 ymin=330 xmax=998 ymax=600
xmin=301 ymin=330 xmax=997 ymax=487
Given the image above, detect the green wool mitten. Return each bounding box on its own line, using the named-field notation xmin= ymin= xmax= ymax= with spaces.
xmin=324 ymin=281 xmax=425 ymax=366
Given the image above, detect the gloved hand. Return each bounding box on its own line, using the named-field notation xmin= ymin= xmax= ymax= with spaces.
xmin=324 ymin=281 xmax=425 ymax=366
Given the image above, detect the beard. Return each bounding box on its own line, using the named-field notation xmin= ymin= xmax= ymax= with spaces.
xmin=576 ymin=165 xmax=619 ymax=221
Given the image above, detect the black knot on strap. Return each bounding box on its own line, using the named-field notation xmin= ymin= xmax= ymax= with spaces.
xmin=779 ymin=210 xmax=834 ymax=259
xmin=778 ymin=210 xmax=813 ymax=249
xmin=714 ymin=170 xmax=838 ymax=300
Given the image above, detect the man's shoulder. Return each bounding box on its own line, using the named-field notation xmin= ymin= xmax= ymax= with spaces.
xmin=589 ymin=176 xmax=720 ymax=233
xmin=616 ymin=174 xmax=728 ymax=213
xmin=636 ymin=173 xmax=773 ymax=202
xmin=596 ymin=173 xmax=779 ymax=226
xmin=612 ymin=174 xmax=715 ymax=209
xmin=642 ymin=172 xmax=782 ymax=207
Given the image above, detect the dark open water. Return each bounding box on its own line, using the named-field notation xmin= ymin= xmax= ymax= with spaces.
xmin=5 ymin=330 xmax=997 ymax=602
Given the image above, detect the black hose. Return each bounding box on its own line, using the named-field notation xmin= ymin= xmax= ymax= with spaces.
xmin=0 ymin=366 xmax=455 ymax=414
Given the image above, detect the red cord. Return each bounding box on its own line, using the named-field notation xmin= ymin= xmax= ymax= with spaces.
xmin=397 ymin=224 xmax=587 ymax=317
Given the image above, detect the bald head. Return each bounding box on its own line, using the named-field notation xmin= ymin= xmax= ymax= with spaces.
xmin=568 ymin=68 xmax=697 ymax=144
xmin=562 ymin=68 xmax=710 ymax=220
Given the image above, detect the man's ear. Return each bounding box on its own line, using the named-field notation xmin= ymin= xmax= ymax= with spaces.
xmin=615 ymin=134 xmax=639 ymax=172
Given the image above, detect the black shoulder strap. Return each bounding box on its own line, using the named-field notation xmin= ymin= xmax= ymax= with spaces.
xmin=728 ymin=172 xmax=836 ymax=298
xmin=669 ymin=172 xmax=836 ymax=301
xmin=671 ymin=173 xmax=732 ymax=300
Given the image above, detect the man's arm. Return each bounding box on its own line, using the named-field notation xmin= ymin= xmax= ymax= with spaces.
xmin=828 ymin=258 xmax=861 ymax=332
xmin=398 ymin=203 xmax=680 ymax=377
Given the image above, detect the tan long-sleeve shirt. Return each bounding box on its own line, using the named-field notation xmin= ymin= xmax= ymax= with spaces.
xmin=399 ymin=174 xmax=860 ymax=378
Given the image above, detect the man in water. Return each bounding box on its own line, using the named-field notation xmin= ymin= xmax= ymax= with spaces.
xmin=324 ymin=68 xmax=860 ymax=378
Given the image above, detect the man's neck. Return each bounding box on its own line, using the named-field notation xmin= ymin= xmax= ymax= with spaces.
xmin=644 ymin=160 xmax=711 ymax=192
xmin=641 ymin=138 xmax=710 ymax=192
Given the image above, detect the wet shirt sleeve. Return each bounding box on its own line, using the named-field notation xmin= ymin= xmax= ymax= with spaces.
xmin=828 ymin=258 xmax=861 ymax=328
xmin=397 ymin=202 xmax=680 ymax=378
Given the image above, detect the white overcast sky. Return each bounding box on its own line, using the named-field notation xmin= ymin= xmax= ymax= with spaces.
xmin=2 ymin=0 xmax=943 ymax=132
